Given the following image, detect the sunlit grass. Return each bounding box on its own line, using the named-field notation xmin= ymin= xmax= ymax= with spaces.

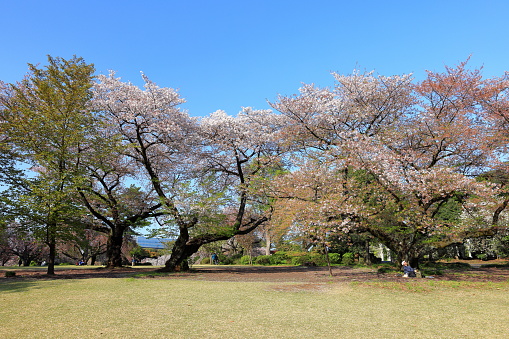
xmin=1 ymin=276 xmax=509 ymax=338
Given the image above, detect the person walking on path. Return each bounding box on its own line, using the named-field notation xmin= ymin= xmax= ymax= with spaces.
xmin=211 ymin=253 xmax=219 ymax=265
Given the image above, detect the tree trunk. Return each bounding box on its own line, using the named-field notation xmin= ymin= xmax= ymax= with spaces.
xmin=325 ymin=247 xmax=333 ymax=277
xmin=105 ymin=226 xmax=125 ymax=268
xmin=265 ymin=229 xmax=271 ymax=256
xmin=365 ymin=239 xmax=371 ymax=265
xmin=160 ymin=216 xmax=268 ymax=272
xmin=46 ymin=236 xmax=56 ymax=275
xmin=159 ymin=226 xmax=192 ymax=272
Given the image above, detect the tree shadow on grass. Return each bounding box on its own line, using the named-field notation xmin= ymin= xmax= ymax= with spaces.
xmin=0 ymin=267 xmax=153 ymax=282
xmin=0 ymin=279 xmax=44 ymax=293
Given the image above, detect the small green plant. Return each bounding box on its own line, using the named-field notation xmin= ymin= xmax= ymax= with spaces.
xmin=341 ymin=252 xmax=354 ymax=265
xmin=29 ymin=261 xmax=38 ymax=266
xmin=476 ymin=253 xmax=488 ymax=261
xmin=5 ymin=271 xmax=16 ymax=277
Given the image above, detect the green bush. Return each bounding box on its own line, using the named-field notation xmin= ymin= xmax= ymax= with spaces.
xmin=328 ymin=253 xmax=341 ymax=264
xmin=201 ymin=257 xmax=211 ymax=265
xmin=476 ymin=253 xmax=488 ymax=261
xmin=291 ymin=255 xmax=311 ymax=266
xmin=240 ymin=255 xmax=252 ymax=265
xmin=254 ymin=255 xmax=272 ymax=265
xmin=270 ymin=252 xmax=291 ymax=265
xmin=29 ymin=261 xmax=38 ymax=266
xmin=5 ymin=271 xmax=16 ymax=277
xmin=309 ymin=253 xmax=327 ymax=266
xmin=341 ymin=252 xmax=354 ymax=265
xmin=290 ymin=253 xmax=327 ymax=266
xmin=219 ymin=256 xmax=234 ymax=265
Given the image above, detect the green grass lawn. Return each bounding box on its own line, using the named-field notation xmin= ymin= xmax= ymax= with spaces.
xmin=1 ymin=275 xmax=509 ymax=338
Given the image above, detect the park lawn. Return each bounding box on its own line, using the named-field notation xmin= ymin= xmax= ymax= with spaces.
xmin=1 ymin=277 xmax=509 ymax=338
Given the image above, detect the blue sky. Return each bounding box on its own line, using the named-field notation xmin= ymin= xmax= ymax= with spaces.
xmin=2 ymin=0 xmax=509 ymax=116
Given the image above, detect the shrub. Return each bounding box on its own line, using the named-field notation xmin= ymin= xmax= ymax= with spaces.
xmin=201 ymin=257 xmax=211 ymax=265
xmin=290 ymin=253 xmax=327 ymax=266
xmin=291 ymin=255 xmax=310 ymax=266
xmin=240 ymin=255 xmax=252 ymax=265
xmin=476 ymin=253 xmax=488 ymax=261
xmin=5 ymin=271 xmax=16 ymax=277
xmin=29 ymin=261 xmax=38 ymax=266
xmin=270 ymin=252 xmax=291 ymax=265
xmin=328 ymin=253 xmax=341 ymax=264
xmin=309 ymin=253 xmax=327 ymax=266
xmin=219 ymin=256 xmax=234 ymax=265
xmin=254 ymin=255 xmax=272 ymax=265
xmin=341 ymin=252 xmax=354 ymax=265
xmin=221 ymin=254 xmax=242 ymax=265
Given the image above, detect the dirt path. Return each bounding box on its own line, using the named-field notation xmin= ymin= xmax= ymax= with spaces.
xmin=3 ymin=264 xmax=509 ymax=283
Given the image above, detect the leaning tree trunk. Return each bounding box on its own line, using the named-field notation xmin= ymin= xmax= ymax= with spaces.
xmin=160 ymin=217 xmax=268 ymax=272
xmin=159 ymin=226 xmax=193 ymax=272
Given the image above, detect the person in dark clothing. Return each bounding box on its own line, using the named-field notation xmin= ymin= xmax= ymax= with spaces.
xmin=402 ymin=260 xmax=416 ymax=277
xmin=211 ymin=253 xmax=219 ymax=265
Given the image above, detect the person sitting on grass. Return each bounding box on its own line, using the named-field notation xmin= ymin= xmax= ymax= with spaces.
xmin=402 ymin=260 xmax=416 ymax=277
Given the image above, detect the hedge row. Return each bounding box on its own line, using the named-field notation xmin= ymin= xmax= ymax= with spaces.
xmin=200 ymin=251 xmax=356 ymax=266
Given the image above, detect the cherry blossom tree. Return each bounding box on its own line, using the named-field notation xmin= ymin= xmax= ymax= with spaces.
xmin=77 ymin=143 xmax=164 ymax=268
xmin=271 ymin=62 xmax=503 ymax=267
xmin=159 ymin=107 xmax=288 ymax=271
xmin=92 ymin=73 xmax=286 ymax=271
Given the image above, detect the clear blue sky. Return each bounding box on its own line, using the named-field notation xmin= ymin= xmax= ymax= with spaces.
xmin=2 ymin=0 xmax=508 ymax=116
